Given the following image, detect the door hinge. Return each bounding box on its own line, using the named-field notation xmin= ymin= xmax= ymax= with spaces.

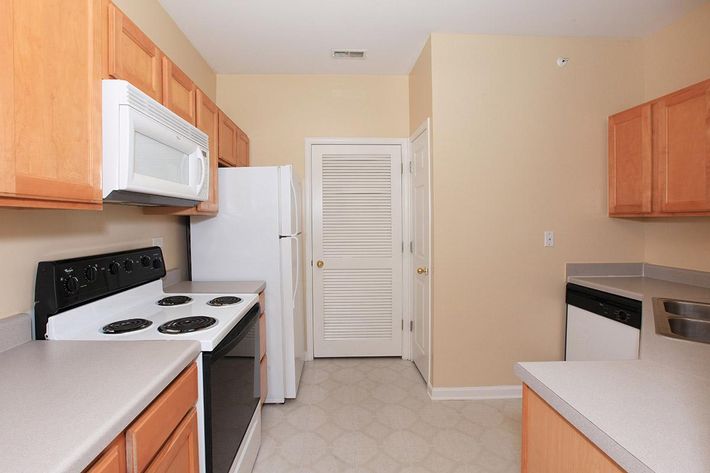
xmin=401 ymin=242 xmax=404 ymax=253
xmin=410 ymin=320 xmax=414 ymax=332
xmin=401 ymin=162 xmax=404 ymax=174
xmin=401 ymin=320 xmax=404 ymax=331
xmin=409 ymin=161 xmax=414 ymax=173
xmin=409 ymin=241 xmax=414 ymax=253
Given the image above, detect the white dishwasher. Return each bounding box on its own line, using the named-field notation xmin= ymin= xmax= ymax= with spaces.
xmin=565 ymin=283 xmax=642 ymax=361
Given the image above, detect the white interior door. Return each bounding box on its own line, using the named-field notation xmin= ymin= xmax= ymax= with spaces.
xmin=411 ymin=121 xmax=431 ymax=383
xmin=312 ymin=144 xmax=403 ymax=357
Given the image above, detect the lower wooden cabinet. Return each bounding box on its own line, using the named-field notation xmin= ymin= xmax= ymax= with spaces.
xmin=522 ymin=385 xmax=624 ymax=473
xmin=260 ymin=354 xmax=268 ymax=404
xmin=85 ymin=435 xmax=127 ymax=473
xmin=144 ymin=408 xmax=199 ymax=473
xmin=85 ymin=362 xmax=199 ymax=473
xmin=126 ymin=363 xmax=198 ymax=473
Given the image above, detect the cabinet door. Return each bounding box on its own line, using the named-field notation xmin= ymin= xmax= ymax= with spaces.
xmin=608 ymin=104 xmax=652 ymax=215
xmin=656 ymin=80 xmax=710 ymax=213
xmin=218 ymin=111 xmax=238 ymax=166
xmin=260 ymin=355 xmax=268 ymax=403
xmin=144 ymin=409 xmax=199 ymax=473
xmin=162 ymin=57 xmax=196 ymax=124
xmin=236 ymin=128 xmax=250 ymax=167
xmin=522 ymin=385 xmax=624 ymax=473
xmin=194 ymin=89 xmax=219 ymax=213
xmin=0 ymin=0 xmax=102 ymax=210
xmin=85 ymin=435 xmax=126 ymax=473
xmin=107 ymin=3 xmax=162 ymax=101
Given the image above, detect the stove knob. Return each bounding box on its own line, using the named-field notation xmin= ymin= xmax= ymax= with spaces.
xmin=85 ymin=265 xmax=98 ymax=282
xmin=140 ymin=255 xmax=151 ymax=267
xmin=109 ymin=261 xmax=121 ymax=275
xmin=64 ymin=276 xmax=79 ymax=295
xmin=152 ymin=258 xmax=163 ymax=270
xmin=123 ymin=259 xmax=134 ymax=273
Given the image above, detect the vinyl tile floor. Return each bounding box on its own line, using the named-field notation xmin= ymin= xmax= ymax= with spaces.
xmin=253 ymin=358 xmax=521 ymax=473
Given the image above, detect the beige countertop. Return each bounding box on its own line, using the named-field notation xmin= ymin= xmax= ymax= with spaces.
xmin=165 ymin=280 xmax=266 ymax=294
xmin=516 ymin=272 xmax=710 ymax=472
xmin=0 ymin=340 xmax=200 ymax=473
xmin=516 ymin=360 xmax=710 ymax=473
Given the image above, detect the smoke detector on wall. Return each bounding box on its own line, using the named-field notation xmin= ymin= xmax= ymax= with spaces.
xmin=331 ymin=49 xmax=367 ymax=59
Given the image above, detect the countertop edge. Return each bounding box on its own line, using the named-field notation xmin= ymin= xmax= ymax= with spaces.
xmin=64 ymin=342 xmax=201 ymax=473
xmin=514 ymin=363 xmax=653 ymax=473
xmin=567 ymin=276 xmax=645 ymax=301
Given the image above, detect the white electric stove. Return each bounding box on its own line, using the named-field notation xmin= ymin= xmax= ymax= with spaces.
xmin=34 ymin=247 xmax=262 ymax=473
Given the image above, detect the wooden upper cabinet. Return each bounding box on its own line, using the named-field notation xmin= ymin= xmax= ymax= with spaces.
xmin=196 ymin=90 xmax=220 ymax=213
xmin=85 ymin=435 xmax=127 ymax=473
xmin=107 ymin=3 xmax=162 ymax=101
xmin=655 ymin=81 xmax=710 ymax=213
xmin=218 ymin=111 xmax=238 ymax=167
xmin=608 ymin=104 xmax=652 ymax=215
xmin=162 ymin=57 xmax=196 ymax=124
xmin=237 ymin=128 xmax=250 ymax=167
xmin=0 ymin=0 xmax=102 ymax=210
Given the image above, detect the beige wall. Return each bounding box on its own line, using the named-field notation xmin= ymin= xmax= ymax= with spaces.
xmin=409 ymin=39 xmax=433 ymax=135
xmin=0 ymin=0 xmax=214 ymax=321
xmin=216 ymin=75 xmax=409 ymax=178
xmin=113 ymin=0 xmax=217 ymax=99
xmin=0 ymin=205 xmax=187 ymax=319
xmin=427 ymin=34 xmax=646 ymax=387
xmin=641 ymin=2 xmax=710 ymax=272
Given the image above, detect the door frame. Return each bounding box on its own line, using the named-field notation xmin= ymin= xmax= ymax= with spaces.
xmin=304 ymin=137 xmax=412 ymax=361
xmin=409 ymin=118 xmax=433 ymax=388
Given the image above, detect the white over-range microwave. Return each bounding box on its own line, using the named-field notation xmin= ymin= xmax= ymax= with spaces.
xmin=102 ymin=80 xmax=209 ymax=206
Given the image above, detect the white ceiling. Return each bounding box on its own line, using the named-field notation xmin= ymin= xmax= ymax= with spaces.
xmin=159 ymin=0 xmax=706 ymax=75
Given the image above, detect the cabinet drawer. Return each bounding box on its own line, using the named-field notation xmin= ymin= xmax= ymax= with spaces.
xmin=260 ymin=355 xmax=268 ymax=403
xmin=84 ymin=435 xmax=126 ymax=473
xmin=126 ymin=363 xmax=198 ymax=473
xmin=259 ymin=313 xmax=266 ymax=361
xmin=144 ymin=408 xmax=199 ymax=473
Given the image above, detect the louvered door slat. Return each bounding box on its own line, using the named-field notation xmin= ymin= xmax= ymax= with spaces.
xmin=312 ymin=144 xmax=403 ymax=357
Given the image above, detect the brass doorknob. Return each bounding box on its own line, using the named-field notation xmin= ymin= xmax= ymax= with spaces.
xmin=416 ymin=267 xmax=428 ymax=275
xmin=316 ymin=260 xmax=324 ymax=268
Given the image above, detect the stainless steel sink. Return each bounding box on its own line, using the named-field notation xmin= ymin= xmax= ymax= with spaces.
xmin=654 ymin=298 xmax=710 ymax=344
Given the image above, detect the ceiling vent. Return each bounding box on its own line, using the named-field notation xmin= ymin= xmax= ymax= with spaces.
xmin=331 ymin=49 xmax=367 ymax=60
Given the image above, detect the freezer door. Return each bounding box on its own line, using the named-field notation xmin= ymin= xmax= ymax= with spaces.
xmin=280 ymin=234 xmax=305 ymax=398
xmin=279 ymin=165 xmax=302 ymax=236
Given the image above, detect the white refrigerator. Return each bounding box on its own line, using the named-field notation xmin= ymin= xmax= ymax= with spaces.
xmin=190 ymin=165 xmax=305 ymax=403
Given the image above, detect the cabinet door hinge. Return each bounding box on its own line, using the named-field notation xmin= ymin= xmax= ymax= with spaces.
xmin=401 ymin=242 xmax=404 ymax=253
xmin=410 ymin=320 xmax=414 ymax=332
xmin=409 ymin=161 xmax=414 ymax=173
xmin=401 ymin=320 xmax=404 ymax=331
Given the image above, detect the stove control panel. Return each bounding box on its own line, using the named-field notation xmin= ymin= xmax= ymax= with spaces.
xmin=34 ymin=247 xmax=166 ymax=339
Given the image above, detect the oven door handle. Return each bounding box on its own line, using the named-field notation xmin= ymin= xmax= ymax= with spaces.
xmin=209 ymin=305 xmax=260 ymax=359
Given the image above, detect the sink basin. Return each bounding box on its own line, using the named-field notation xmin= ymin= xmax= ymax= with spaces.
xmin=667 ymin=318 xmax=710 ymax=343
xmin=662 ymin=300 xmax=710 ymax=321
xmin=653 ymin=298 xmax=710 ymax=345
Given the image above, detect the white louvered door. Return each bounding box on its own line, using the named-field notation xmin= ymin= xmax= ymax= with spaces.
xmin=312 ymin=144 xmax=403 ymax=357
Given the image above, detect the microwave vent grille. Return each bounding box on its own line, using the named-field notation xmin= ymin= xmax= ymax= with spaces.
xmin=124 ymin=83 xmax=208 ymax=149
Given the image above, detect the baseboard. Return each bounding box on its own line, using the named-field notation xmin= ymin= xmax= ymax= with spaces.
xmin=428 ymin=384 xmax=522 ymax=400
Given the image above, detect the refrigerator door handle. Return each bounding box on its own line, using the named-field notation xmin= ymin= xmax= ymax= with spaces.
xmin=292 ymin=237 xmax=299 ymax=308
xmin=289 ymin=174 xmax=300 ymax=235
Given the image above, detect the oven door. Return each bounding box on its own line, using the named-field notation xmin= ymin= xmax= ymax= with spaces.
xmin=202 ymin=305 xmax=260 ymax=473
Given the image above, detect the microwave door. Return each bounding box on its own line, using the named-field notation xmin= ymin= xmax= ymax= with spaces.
xmin=122 ymin=107 xmax=208 ymax=201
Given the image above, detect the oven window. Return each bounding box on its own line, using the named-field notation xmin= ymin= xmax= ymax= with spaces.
xmin=204 ymin=307 xmax=260 ymax=473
